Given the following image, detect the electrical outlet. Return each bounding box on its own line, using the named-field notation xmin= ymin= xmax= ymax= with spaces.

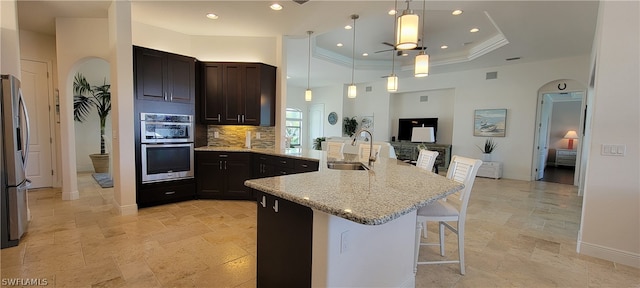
xmin=214 ymin=131 xmax=219 ymax=138
xmin=256 ymin=132 xmax=261 ymax=139
xmin=340 ymin=230 xmax=349 ymax=254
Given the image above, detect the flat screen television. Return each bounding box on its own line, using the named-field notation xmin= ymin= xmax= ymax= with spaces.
xmin=397 ymin=118 xmax=438 ymax=142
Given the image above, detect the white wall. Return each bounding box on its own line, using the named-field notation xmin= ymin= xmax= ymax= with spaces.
xmin=1 ymin=0 xmax=21 ymax=76
xmin=348 ymin=55 xmax=589 ymax=180
xmin=343 ymin=82 xmax=391 ymax=142
xmin=73 ymin=59 xmax=111 ymax=172
xmin=390 ymin=88 xmax=455 ymax=144
xmin=579 ymin=0 xmax=640 ymax=268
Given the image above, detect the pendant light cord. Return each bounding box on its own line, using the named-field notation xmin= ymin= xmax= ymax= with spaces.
xmin=351 ymin=15 xmax=357 ymax=85
xmin=392 ymin=0 xmax=398 ymax=73
xmin=421 ymin=0 xmax=426 ymax=53
xmin=307 ymin=31 xmax=312 ymax=89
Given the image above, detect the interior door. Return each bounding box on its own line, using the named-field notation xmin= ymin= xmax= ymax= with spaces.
xmin=536 ymin=96 xmax=552 ymax=180
xmin=20 ymin=60 xmax=53 ymax=188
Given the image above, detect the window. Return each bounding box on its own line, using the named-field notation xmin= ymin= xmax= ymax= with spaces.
xmin=285 ymin=108 xmax=303 ymax=147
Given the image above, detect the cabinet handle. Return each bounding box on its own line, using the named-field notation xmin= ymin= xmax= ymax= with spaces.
xmin=219 ymin=154 xmax=228 ymax=158
xmin=260 ymin=196 xmax=266 ymax=208
xmin=301 ymin=164 xmax=308 ymax=168
xmin=224 ymin=161 xmax=227 ymax=170
xmin=170 ymin=92 xmax=173 ymax=102
xmin=163 ymin=92 xmax=168 ymax=101
xmin=273 ymin=200 xmax=278 ymax=213
xmin=219 ymin=160 xmax=222 ymax=170
xmin=237 ymin=115 xmax=240 ymax=122
xmin=165 ymin=191 xmax=176 ymax=195
xmin=242 ymin=115 xmax=245 ymax=123
xmin=217 ymin=114 xmax=221 ymax=122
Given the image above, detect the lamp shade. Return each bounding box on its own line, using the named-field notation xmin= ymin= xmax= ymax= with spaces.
xmin=387 ymin=74 xmax=398 ymax=92
xmin=396 ymin=12 xmax=419 ymax=50
xmin=563 ymin=130 xmax=578 ymax=139
xmin=411 ymin=127 xmax=435 ymax=143
xmin=305 ymin=89 xmax=312 ymax=101
xmin=347 ymin=84 xmax=357 ymax=98
xmin=414 ymin=52 xmax=429 ymax=77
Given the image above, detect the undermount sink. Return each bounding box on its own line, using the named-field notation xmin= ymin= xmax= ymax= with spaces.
xmin=327 ymin=161 xmax=369 ymax=170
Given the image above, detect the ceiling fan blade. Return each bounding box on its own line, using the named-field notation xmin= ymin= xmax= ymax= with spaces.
xmin=382 ymin=42 xmax=395 ymax=47
xmin=374 ymin=48 xmax=394 ymax=53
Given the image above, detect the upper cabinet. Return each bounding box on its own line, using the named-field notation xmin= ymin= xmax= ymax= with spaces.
xmin=201 ymin=62 xmax=276 ymax=126
xmin=134 ymin=46 xmax=196 ymax=104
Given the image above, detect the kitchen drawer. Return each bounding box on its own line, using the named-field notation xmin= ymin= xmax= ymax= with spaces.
xmin=138 ymin=182 xmax=196 ymax=207
xmin=294 ymin=159 xmax=319 ymax=173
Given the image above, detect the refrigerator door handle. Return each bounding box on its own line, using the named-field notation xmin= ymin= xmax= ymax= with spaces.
xmin=18 ymin=88 xmax=30 ymax=171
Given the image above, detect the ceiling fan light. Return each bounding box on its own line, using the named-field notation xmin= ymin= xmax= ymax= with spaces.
xmin=414 ymin=53 xmax=429 ymax=77
xmin=347 ymin=84 xmax=357 ymax=98
xmin=396 ymin=12 xmax=419 ymax=50
xmin=305 ymin=89 xmax=313 ymax=101
xmin=387 ymin=75 xmax=398 ymax=92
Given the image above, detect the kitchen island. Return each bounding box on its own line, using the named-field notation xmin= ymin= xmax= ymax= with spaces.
xmin=244 ymin=149 xmax=464 ymax=288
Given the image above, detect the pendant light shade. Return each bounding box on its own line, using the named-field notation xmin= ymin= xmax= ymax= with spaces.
xmin=348 ymin=14 xmax=359 ymax=99
xmin=347 ymin=84 xmax=357 ymax=98
xmin=305 ymin=31 xmax=313 ymax=101
xmin=387 ymin=75 xmax=398 ymax=92
xmin=414 ymin=52 xmax=429 ymax=77
xmin=396 ymin=1 xmax=418 ymax=50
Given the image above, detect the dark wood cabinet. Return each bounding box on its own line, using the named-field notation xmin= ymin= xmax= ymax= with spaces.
xmin=137 ymin=180 xmax=196 ymax=208
xmin=196 ymin=151 xmax=252 ymax=199
xmin=200 ymin=62 xmax=276 ymax=126
xmin=252 ymin=154 xmax=319 ymax=179
xmin=134 ymin=46 xmax=195 ymax=104
xmin=255 ymin=190 xmax=313 ymax=288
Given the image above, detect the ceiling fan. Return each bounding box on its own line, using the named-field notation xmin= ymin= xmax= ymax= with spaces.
xmin=374 ymin=42 xmax=427 ymax=54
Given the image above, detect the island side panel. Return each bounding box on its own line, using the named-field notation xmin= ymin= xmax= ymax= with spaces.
xmin=311 ymin=209 xmax=417 ymax=288
xmin=256 ymin=191 xmax=313 ymax=288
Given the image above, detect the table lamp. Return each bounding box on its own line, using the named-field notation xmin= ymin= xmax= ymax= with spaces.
xmin=411 ymin=127 xmax=435 ymax=143
xmin=564 ymin=130 xmax=578 ymax=149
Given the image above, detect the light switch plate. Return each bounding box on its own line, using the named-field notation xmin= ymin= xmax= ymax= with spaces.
xmin=601 ymin=144 xmax=625 ymax=156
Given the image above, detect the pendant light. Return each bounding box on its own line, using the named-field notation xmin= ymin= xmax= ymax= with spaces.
xmin=387 ymin=0 xmax=399 ymax=92
xmin=414 ymin=0 xmax=429 ymax=77
xmin=305 ymin=31 xmax=313 ymax=101
xmin=347 ymin=14 xmax=359 ymax=99
xmin=396 ymin=0 xmax=419 ymax=50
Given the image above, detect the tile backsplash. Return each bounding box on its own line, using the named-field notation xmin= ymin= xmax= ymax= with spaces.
xmin=206 ymin=125 xmax=275 ymax=149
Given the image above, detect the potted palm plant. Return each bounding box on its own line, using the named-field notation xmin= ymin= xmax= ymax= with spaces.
xmin=73 ymin=73 xmax=111 ymax=173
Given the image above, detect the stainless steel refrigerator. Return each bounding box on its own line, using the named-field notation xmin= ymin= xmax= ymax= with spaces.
xmin=1 ymin=74 xmax=30 ymax=249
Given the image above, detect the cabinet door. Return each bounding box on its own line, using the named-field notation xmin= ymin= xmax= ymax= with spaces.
xmin=202 ymin=63 xmax=224 ymax=123
xmin=225 ymin=156 xmax=253 ymax=199
xmin=196 ymin=153 xmax=225 ymax=198
xmin=167 ymin=55 xmax=194 ymax=104
xmin=135 ymin=47 xmax=166 ymax=102
xmin=256 ymin=192 xmax=312 ymax=288
xmin=223 ymin=63 xmax=243 ymax=124
xmin=242 ymin=64 xmax=260 ymax=125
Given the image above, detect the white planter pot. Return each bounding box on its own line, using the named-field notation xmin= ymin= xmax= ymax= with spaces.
xmin=482 ymin=153 xmax=492 ymax=162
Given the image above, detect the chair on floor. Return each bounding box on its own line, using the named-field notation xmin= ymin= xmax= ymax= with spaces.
xmin=326 ymin=142 xmax=345 ymax=159
xmin=414 ymin=155 xmax=482 ymax=275
xmin=358 ymin=143 xmax=381 ymax=162
xmin=415 ymin=149 xmax=439 ymax=173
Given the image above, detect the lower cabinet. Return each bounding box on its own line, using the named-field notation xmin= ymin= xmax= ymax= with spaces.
xmin=196 ymin=151 xmax=252 ymax=199
xmin=137 ymin=180 xmax=196 ymax=208
xmin=252 ymin=154 xmax=319 ymax=178
xmin=255 ymin=190 xmax=313 ymax=288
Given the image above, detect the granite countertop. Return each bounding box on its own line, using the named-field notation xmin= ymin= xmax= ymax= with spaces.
xmin=203 ymin=146 xmax=465 ymax=225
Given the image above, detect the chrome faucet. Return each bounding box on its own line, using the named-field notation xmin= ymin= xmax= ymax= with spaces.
xmin=351 ymin=128 xmax=376 ymax=166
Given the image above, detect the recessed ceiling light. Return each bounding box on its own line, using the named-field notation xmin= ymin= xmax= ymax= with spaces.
xmin=270 ymin=3 xmax=282 ymax=10
xmin=205 ymin=13 xmax=219 ymax=20
xmin=388 ymin=9 xmax=397 ymax=15
xmin=362 ymin=53 xmax=369 ymax=56
xmin=401 ymin=52 xmax=408 ymax=56
xmin=441 ymin=45 xmax=448 ymax=49
xmin=470 ymin=28 xmax=479 ymax=33
xmin=337 ymin=43 xmax=343 ymax=47
xmin=452 ymin=10 xmax=463 ymax=16
xmin=345 ymin=25 xmax=352 ymax=30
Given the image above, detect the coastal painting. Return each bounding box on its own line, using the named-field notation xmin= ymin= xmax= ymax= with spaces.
xmin=474 ymin=109 xmax=507 ymax=137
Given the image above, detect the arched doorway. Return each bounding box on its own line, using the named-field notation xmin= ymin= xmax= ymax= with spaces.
xmin=532 ymin=79 xmax=586 ymax=187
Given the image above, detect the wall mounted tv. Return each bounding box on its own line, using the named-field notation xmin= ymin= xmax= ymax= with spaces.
xmin=397 ymin=118 xmax=438 ymax=142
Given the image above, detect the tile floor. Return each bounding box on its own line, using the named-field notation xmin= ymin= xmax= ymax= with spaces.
xmin=1 ymin=173 xmax=638 ymax=287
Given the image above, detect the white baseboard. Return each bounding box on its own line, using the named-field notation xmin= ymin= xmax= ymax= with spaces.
xmin=62 ymin=190 xmax=79 ymax=200
xmin=399 ymin=275 xmax=415 ymax=288
xmin=112 ymin=200 xmax=138 ymax=216
xmin=579 ymin=241 xmax=640 ymax=268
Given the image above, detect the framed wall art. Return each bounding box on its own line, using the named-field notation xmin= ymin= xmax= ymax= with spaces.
xmin=474 ymin=109 xmax=507 ymax=137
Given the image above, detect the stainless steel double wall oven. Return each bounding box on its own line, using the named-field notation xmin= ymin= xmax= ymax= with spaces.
xmin=140 ymin=113 xmax=194 ymax=183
